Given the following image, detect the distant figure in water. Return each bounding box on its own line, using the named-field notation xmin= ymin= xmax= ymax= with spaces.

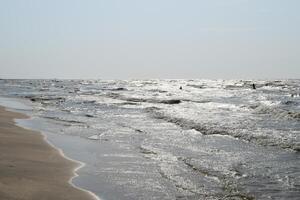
xmin=179 ymin=86 xmax=182 ymax=90
xmin=252 ymin=83 xmax=256 ymax=90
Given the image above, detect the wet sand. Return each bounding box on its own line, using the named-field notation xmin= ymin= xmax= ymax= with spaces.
xmin=0 ymin=106 xmax=96 ymax=200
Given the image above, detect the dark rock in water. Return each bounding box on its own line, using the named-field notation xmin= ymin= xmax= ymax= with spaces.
xmin=110 ymin=87 xmax=127 ymax=91
xmin=30 ymin=98 xmax=36 ymax=102
xmin=160 ymin=99 xmax=181 ymax=104
xmin=83 ymin=100 xmax=96 ymax=104
xmin=85 ymin=114 xmax=94 ymax=118
xmin=135 ymin=129 xmax=143 ymax=133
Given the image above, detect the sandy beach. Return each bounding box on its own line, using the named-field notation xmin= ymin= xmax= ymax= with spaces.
xmin=0 ymin=106 xmax=96 ymax=200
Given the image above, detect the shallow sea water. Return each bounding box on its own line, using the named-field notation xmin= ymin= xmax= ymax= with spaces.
xmin=0 ymin=79 xmax=299 ymax=200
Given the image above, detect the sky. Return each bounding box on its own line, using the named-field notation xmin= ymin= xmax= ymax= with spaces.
xmin=0 ymin=0 xmax=299 ymax=79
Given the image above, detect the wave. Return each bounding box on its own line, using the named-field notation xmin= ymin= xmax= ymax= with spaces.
xmin=43 ymin=116 xmax=85 ymax=125
xmin=100 ymin=87 xmax=128 ymax=91
xmin=125 ymin=97 xmax=181 ymax=104
xmin=104 ymin=93 xmax=182 ymax=105
xmin=146 ymin=110 xmax=300 ymax=151
xmin=25 ymin=95 xmax=65 ymax=103
xmin=180 ymin=158 xmax=255 ymax=200
xmin=139 ymin=144 xmax=254 ymax=199
xmin=187 ymin=84 xmax=206 ymax=89
xmin=251 ymin=104 xmax=300 ymax=121
xmin=147 ymin=89 xmax=168 ymax=93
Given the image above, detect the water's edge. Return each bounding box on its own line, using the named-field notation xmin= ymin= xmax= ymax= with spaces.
xmin=0 ymin=98 xmax=102 ymax=200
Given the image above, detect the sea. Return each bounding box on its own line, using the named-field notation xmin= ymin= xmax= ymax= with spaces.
xmin=0 ymin=79 xmax=299 ymax=200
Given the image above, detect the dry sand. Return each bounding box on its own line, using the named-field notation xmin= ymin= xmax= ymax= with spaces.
xmin=0 ymin=106 xmax=96 ymax=200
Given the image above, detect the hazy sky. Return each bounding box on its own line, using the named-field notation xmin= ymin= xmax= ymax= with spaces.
xmin=1 ymin=0 xmax=299 ymax=79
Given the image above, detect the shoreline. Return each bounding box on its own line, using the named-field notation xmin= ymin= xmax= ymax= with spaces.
xmin=0 ymin=106 xmax=100 ymax=200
